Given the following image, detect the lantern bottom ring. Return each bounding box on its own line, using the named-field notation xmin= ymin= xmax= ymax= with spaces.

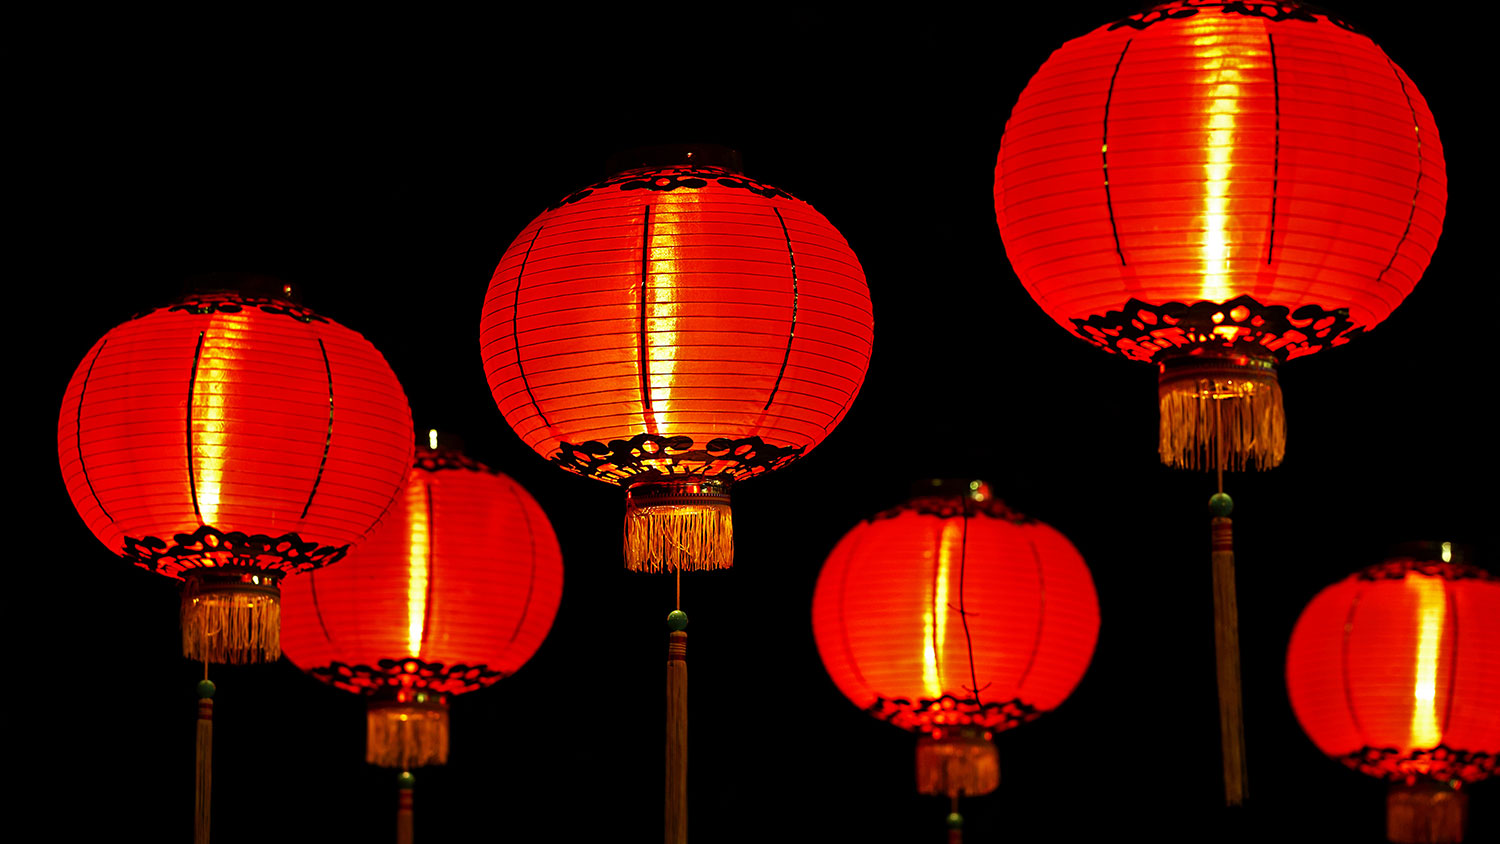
xmin=624 ymin=478 xmax=733 ymax=573
xmin=180 ymin=568 xmax=282 ymax=664
xmin=1158 ymin=349 xmax=1284 ymax=471
xmin=367 ymin=689 xmax=450 ymax=769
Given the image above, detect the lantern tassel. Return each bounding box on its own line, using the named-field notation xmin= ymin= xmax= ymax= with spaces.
xmin=181 ymin=571 xmax=281 ymax=664
xmin=397 ymin=771 xmax=415 ymax=844
xmin=367 ymin=694 xmax=449 ymax=770
xmin=1158 ymin=352 xmax=1284 ymax=471
xmin=1209 ymin=493 xmax=1248 ymax=806
xmin=194 ymin=678 xmax=215 ymax=844
xmin=665 ymin=609 xmax=689 ymax=844
xmin=915 ymin=727 xmax=999 ymax=799
xmin=626 ymin=480 xmax=733 ymax=572
xmin=1388 ymin=781 xmax=1468 ymax=844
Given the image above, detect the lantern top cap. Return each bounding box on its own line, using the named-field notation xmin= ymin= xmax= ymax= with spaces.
xmin=419 ymin=428 xmax=466 ymax=453
xmin=911 ymin=479 xmax=993 ymax=503
xmin=605 ymin=143 xmax=743 ymax=175
xmin=183 ymin=272 xmax=301 ymax=304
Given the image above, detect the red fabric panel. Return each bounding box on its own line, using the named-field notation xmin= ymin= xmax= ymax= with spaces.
xmin=479 ymin=166 xmax=873 ymax=484
xmin=811 ymin=499 xmax=1099 ymax=733
xmin=57 ymin=295 xmax=414 ymax=577
xmin=280 ymin=449 xmax=564 ymax=696
xmin=1286 ymin=563 xmax=1500 ymax=782
xmin=995 ymin=3 xmax=1445 ymax=362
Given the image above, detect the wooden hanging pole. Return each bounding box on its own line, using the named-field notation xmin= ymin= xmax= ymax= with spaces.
xmin=1210 ymin=398 xmax=1248 ymax=806
xmin=194 ymin=675 xmax=215 ymax=844
xmin=947 ymin=795 xmax=964 ymax=844
xmin=397 ymin=771 xmax=415 ymax=844
xmin=665 ymin=598 xmax=689 ymax=844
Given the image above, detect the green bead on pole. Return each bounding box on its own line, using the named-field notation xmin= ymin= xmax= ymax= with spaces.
xmin=667 ymin=609 xmax=689 ymax=631
xmin=1209 ymin=492 xmax=1234 ymax=518
xmin=946 ymin=811 xmax=964 ymax=829
xmin=398 ymin=771 xmax=416 ymax=790
xmin=196 ymin=679 xmax=216 ymax=700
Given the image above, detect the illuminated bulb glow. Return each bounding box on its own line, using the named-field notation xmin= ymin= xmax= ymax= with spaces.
xmin=645 ymin=198 xmax=690 ymax=435
xmin=406 ymin=477 xmax=430 ymax=656
xmin=1195 ymin=38 xmax=1246 ymax=303
xmin=428 ymin=429 xmax=438 ymax=450
xmin=1408 ymin=575 xmax=1446 ymax=748
xmin=192 ymin=328 xmax=233 ymax=525
xmin=922 ymin=522 xmax=962 ymax=700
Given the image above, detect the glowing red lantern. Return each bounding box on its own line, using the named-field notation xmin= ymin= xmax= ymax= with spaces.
xmin=994 ymin=0 xmax=1445 ymax=470
xmin=1286 ymin=544 xmax=1498 ymax=844
xmin=280 ymin=434 xmax=564 ymax=770
xmin=57 ymin=279 xmax=415 ymax=663
xmin=812 ymin=481 xmax=1099 ymax=837
xmin=479 ymin=146 xmax=873 ymax=572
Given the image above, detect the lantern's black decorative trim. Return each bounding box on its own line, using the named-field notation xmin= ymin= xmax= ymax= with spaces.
xmin=1356 ymin=560 xmax=1497 ymax=583
xmin=765 ymin=206 xmax=800 ymax=410
xmin=1108 ymin=1 xmax=1360 ymax=33
xmin=300 ymin=337 xmax=335 ymax=519
xmin=1336 ymin=745 xmax=1495 ymax=783
xmin=309 ymin=657 xmax=504 ymax=695
xmin=146 ymin=293 xmax=330 ymax=324
xmin=122 ymin=524 xmax=349 ymax=577
xmin=1072 ymin=295 xmax=1362 ymax=363
xmin=551 ymin=433 xmax=804 ymax=485
xmin=414 ymin=447 xmax=497 ymax=474
xmin=549 ymin=165 xmax=799 ymax=210
xmin=866 ymin=694 xmax=1042 ymax=732
xmin=872 ymin=497 xmax=1035 ymax=523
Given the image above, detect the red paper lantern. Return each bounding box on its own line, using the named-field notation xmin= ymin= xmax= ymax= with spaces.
xmin=994 ymin=1 xmax=1446 ymax=469
xmin=811 ymin=481 xmax=1099 ymax=807
xmin=281 ymin=437 xmax=564 ymax=769
xmin=57 ymin=282 xmax=414 ymax=663
xmin=479 ymin=147 xmax=873 ymax=571
xmin=1286 ymin=545 xmax=1498 ymax=843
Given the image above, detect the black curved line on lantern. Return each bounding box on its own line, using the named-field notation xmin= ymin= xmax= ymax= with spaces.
xmin=1340 ymin=584 xmax=1371 ymax=747
xmin=503 ymin=481 xmax=540 ymax=648
xmin=186 ymin=330 xmax=206 ymax=522
xmin=765 ymin=206 xmax=800 ymax=411
xmin=1375 ymin=55 xmax=1424 ymax=290
xmin=638 ymin=204 xmax=653 ymax=413
xmin=512 ymin=226 xmax=552 ymax=429
xmin=301 ymin=337 xmax=335 ymax=519
xmin=75 ymin=338 xmax=114 ymax=523
xmin=1267 ymin=31 xmax=1280 ymax=265
xmin=1102 ymin=39 xmax=1132 ymax=267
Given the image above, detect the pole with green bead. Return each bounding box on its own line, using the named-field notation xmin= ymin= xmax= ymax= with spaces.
xmin=396 ymin=771 xmax=415 ymax=844
xmin=1208 ymin=396 xmax=1248 ymax=807
xmin=665 ymin=564 xmax=689 ymax=844
xmin=195 ymin=676 xmax=215 ymax=844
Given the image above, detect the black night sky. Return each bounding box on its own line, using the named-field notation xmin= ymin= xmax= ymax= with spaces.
xmin=21 ymin=3 xmax=1490 ymax=842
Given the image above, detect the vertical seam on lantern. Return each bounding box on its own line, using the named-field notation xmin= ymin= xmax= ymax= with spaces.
xmin=187 ymin=330 xmax=206 ymax=523
xmin=1376 ymin=57 xmax=1423 ymax=288
xmin=419 ymin=481 xmax=435 ymax=657
xmin=835 ymin=524 xmax=877 ymax=699
xmin=1103 ymin=38 xmax=1133 ymax=267
xmin=929 ymin=517 xmax=945 ymax=695
xmin=1266 ymin=32 xmax=1280 ymax=265
xmin=1340 ymin=585 xmax=1370 ymax=745
xmin=502 ymin=482 xmax=539 ymax=648
xmin=764 ymin=206 xmax=800 ymax=411
xmin=308 ymin=570 xmax=337 ymax=647
xmin=76 ymin=338 xmax=114 ymax=523
xmin=638 ymin=204 xmax=653 ymax=413
xmin=955 ymin=499 xmax=983 ymax=708
xmin=301 ymin=337 xmax=335 ymax=519
xmin=1013 ymin=537 xmax=1048 ymax=696
xmin=1439 ymin=578 xmax=1458 ymax=739
xmin=512 ymin=226 xmax=552 ymax=430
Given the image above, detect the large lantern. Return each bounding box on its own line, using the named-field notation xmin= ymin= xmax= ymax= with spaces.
xmin=479 ymin=145 xmax=873 ymax=574
xmin=281 ymin=434 xmax=564 ymax=842
xmin=1286 ymin=544 xmax=1498 ymax=844
xmin=57 ymin=279 xmax=415 ymax=663
xmin=812 ymin=481 xmax=1099 ymax=840
xmin=994 ymin=0 xmax=1445 ymax=471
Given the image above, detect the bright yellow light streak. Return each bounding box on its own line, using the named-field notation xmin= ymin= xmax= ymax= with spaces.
xmin=406 ymin=477 xmax=430 ymax=656
xmin=428 ymin=429 xmax=438 ymax=450
xmin=923 ymin=522 xmax=963 ymax=700
xmin=193 ymin=329 xmax=231 ymax=524
xmin=646 ymin=197 xmax=691 ymax=434
xmin=1196 ymin=38 xmax=1247 ymax=303
xmin=1408 ymin=575 xmax=1446 ymax=748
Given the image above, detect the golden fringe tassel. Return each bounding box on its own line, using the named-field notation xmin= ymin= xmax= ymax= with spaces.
xmin=666 ymin=630 xmax=688 ymax=844
xmin=625 ymin=503 xmax=733 ymax=573
xmin=916 ymin=729 xmax=999 ymax=798
xmin=1388 ymin=782 xmax=1468 ymax=844
xmin=367 ymin=703 xmax=449 ymax=769
xmin=181 ymin=578 xmax=280 ymax=663
xmin=1159 ymin=367 xmax=1285 ymax=471
xmin=195 ymin=682 xmax=214 ymax=844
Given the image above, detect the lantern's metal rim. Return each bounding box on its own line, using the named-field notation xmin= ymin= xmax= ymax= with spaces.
xmin=626 ymin=477 xmax=732 ymax=508
xmin=920 ymin=724 xmax=995 ymax=744
xmin=181 ymin=567 xmax=282 ymax=597
xmin=1158 ymin=348 xmax=1279 ymax=386
xmin=183 ymin=272 xmax=301 ymax=303
xmin=606 ymin=143 xmax=743 ymax=175
xmin=368 ymin=686 xmax=450 ymax=711
xmin=910 ymin=479 xmax=992 ymax=502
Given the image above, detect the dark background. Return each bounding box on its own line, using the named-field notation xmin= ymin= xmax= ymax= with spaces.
xmin=20 ymin=3 xmax=1490 ymax=842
